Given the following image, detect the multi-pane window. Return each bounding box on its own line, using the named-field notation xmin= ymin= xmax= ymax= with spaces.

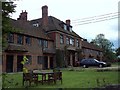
xmin=17 ymin=35 xmax=23 ymax=44
xmin=60 ymin=34 xmax=64 ymax=44
xmin=69 ymin=27 xmax=72 ymax=32
xmin=70 ymin=38 xmax=72 ymax=45
xmin=8 ymin=33 xmax=14 ymax=43
xmin=43 ymin=40 xmax=48 ymax=48
xmin=38 ymin=39 xmax=43 ymax=46
xmin=66 ymin=37 xmax=69 ymax=45
xmin=26 ymin=36 xmax=31 ymax=45
xmin=37 ymin=56 xmax=43 ymax=64
xmin=38 ymin=39 xmax=48 ymax=48
xmin=76 ymin=39 xmax=79 ymax=47
xmin=72 ymin=38 xmax=75 ymax=46
xmin=70 ymin=38 xmax=74 ymax=46
xmin=64 ymin=24 xmax=67 ymax=30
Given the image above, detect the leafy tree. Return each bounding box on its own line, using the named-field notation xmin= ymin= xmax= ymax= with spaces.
xmin=64 ymin=45 xmax=69 ymax=67
xmin=116 ymin=47 xmax=120 ymax=56
xmin=91 ymin=34 xmax=116 ymax=62
xmin=115 ymin=47 xmax=120 ymax=61
xmin=2 ymin=2 xmax=16 ymax=47
xmin=56 ymin=49 xmax=64 ymax=68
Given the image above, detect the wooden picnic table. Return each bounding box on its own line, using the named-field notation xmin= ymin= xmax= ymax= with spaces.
xmin=23 ymin=71 xmax=62 ymax=86
xmin=35 ymin=71 xmax=62 ymax=84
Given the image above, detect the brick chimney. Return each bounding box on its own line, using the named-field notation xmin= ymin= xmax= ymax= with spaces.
xmin=66 ymin=19 xmax=71 ymax=26
xmin=42 ymin=5 xmax=48 ymax=30
xmin=17 ymin=10 xmax=27 ymax=21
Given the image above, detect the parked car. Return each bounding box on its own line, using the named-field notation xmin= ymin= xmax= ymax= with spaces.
xmin=80 ymin=58 xmax=111 ymax=68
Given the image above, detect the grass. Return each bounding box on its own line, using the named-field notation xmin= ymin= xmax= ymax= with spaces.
xmin=2 ymin=67 xmax=120 ymax=89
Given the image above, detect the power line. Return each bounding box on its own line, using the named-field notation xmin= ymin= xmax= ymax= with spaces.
xmin=72 ymin=12 xmax=119 ymax=26
xmin=72 ymin=12 xmax=119 ymax=22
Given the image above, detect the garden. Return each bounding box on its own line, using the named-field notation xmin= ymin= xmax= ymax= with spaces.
xmin=1 ymin=65 xmax=120 ymax=89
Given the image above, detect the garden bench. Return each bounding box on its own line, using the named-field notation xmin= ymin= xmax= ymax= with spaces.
xmin=23 ymin=73 xmax=38 ymax=86
xmin=48 ymin=68 xmax=62 ymax=84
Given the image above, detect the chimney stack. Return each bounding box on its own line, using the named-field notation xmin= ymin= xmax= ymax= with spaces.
xmin=42 ymin=5 xmax=48 ymax=30
xmin=17 ymin=10 xmax=28 ymax=21
xmin=66 ymin=19 xmax=71 ymax=25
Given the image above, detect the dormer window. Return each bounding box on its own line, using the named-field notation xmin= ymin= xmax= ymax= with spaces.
xmin=63 ymin=24 xmax=72 ymax=32
xmin=64 ymin=24 xmax=67 ymax=30
xmin=33 ymin=23 xmax=39 ymax=27
xmin=69 ymin=27 xmax=72 ymax=32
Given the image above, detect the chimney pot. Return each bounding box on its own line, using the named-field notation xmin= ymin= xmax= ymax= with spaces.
xmin=66 ymin=19 xmax=71 ymax=25
xmin=17 ymin=10 xmax=28 ymax=21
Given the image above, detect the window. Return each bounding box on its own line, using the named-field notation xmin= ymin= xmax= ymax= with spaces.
xmin=43 ymin=40 xmax=48 ymax=48
xmin=70 ymin=38 xmax=74 ymax=46
xmin=38 ymin=39 xmax=43 ymax=46
xmin=66 ymin=37 xmax=69 ymax=45
xmin=38 ymin=39 xmax=48 ymax=48
xmin=26 ymin=55 xmax=32 ymax=64
xmin=76 ymin=39 xmax=79 ymax=47
xmin=37 ymin=56 xmax=43 ymax=64
xmin=70 ymin=38 xmax=72 ymax=45
xmin=60 ymin=34 xmax=64 ymax=44
xmin=8 ymin=33 xmax=14 ymax=43
xmin=64 ymin=24 xmax=67 ymax=30
xmin=26 ymin=36 xmax=31 ymax=45
xmin=72 ymin=38 xmax=75 ymax=46
xmin=17 ymin=35 xmax=23 ymax=44
xmin=69 ymin=27 xmax=72 ymax=32
xmin=33 ymin=23 xmax=39 ymax=27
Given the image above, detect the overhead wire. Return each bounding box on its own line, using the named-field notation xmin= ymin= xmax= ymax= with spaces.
xmin=72 ymin=12 xmax=119 ymax=26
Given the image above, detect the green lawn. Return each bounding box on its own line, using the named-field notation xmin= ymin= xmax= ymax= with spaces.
xmin=2 ymin=68 xmax=120 ymax=89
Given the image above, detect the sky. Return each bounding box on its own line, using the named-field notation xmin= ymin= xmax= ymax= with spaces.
xmin=11 ymin=0 xmax=119 ymax=48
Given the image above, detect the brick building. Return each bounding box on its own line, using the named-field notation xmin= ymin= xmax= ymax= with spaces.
xmin=2 ymin=5 xmax=103 ymax=72
xmin=81 ymin=39 xmax=103 ymax=60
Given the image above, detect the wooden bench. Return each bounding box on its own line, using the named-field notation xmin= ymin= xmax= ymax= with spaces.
xmin=48 ymin=68 xmax=62 ymax=84
xmin=23 ymin=73 xmax=38 ymax=86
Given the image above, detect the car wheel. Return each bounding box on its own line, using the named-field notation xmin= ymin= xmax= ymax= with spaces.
xmin=99 ymin=64 xmax=103 ymax=68
xmin=83 ymin=65 xmax=87 ymax=68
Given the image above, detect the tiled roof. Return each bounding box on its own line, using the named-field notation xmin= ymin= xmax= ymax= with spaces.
xmin=30 ymin=16 xmax=82 ymax=38
xmin=82 ymin=41 xmax=103 ymax=51
xmin=10 ymin=19 xmax=52 ymax=40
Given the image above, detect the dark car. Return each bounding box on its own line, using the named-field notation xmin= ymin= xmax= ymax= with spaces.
xmin=80 ymin=59 xmax=111 ymax=68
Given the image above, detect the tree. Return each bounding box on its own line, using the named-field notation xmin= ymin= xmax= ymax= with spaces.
xmin=56 ymin=49 xmax=64 ymax=68
xmin=91 ymin=34 xmax=116 ymax=62
xmin=2 ymin=2 xmax=16 ymax=47
xmin=116 ymin=47 xmax=120 ymax=56
xmin=115 ymin=47 xmax=120 ymax=61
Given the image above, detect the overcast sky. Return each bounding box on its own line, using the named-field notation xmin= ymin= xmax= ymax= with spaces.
xmin=11 ymin=0 xmax=119 ymax=48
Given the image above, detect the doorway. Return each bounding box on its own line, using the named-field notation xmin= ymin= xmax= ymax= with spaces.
xmin=6 ymin=55 xmax=13 ymax=72
xmin=50 ymin=57 xmax=53 ymax=69
xmin=43 ymin=56 xmax=48 ymax=69
xmin=17 ymin=55 xmax=23 ymax=72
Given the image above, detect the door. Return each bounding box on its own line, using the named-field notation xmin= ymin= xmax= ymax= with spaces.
xmin=6 ymin=55 xmax=13 ymax=73
xmin=43 ymin=56 xmax=48 ymax=69
xmin=50 ymin=57 xmax=53 ymax=69
xmin=17 ymin=55 xmax=23 ymax=72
